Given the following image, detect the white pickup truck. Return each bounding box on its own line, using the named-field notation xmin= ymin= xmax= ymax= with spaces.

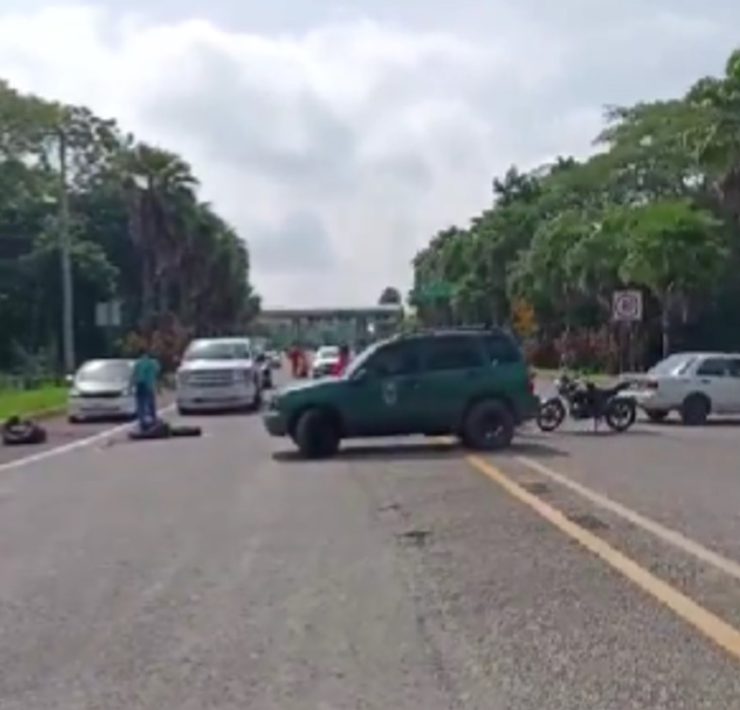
xmin=176 ymin=337 xmax=262 ymax=414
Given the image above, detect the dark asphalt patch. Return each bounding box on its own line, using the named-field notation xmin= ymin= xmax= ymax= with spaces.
xmin=378 ymin=502 xmax=402 ymax=513
xmin=521 ymin=481 xmax=551 ymax=496
xmin=397 ymin=529 xmax=432 ymax=547
xmin=567 ymin=512 xmax=609 ymax=531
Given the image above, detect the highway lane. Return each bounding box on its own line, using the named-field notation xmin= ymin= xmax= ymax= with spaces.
xmin=0 ymin=392 xmax=175 ymax=469
xmin=1 ymin=410 xmax=740 ymax=708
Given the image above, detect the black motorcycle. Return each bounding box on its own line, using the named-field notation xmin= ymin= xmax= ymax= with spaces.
xmin=537 ymin=373 xmax=636 ymax=433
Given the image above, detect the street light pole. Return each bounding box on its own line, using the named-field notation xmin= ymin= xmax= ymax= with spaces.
xmin=57 ymin=129 xmax=75 ymax=374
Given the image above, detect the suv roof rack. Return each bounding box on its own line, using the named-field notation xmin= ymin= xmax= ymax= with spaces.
xmin=394 ymin=325 xmax=507 ymax=339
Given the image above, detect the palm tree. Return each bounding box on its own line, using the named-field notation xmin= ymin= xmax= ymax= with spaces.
xmin=120 ymin=143 xmax=198 ymax=321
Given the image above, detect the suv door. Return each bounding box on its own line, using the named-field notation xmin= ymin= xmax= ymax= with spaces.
xmin=341 ymin=340 xmax=425 ymax=436
xmin=417 ymin=335 xmax=486 ymax=432
xmin=480 ymin=332 xmax=531 ymax=417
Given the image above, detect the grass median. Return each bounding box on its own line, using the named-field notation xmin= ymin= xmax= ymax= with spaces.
xmin=0 ymin=386 xmax=68 ymax=421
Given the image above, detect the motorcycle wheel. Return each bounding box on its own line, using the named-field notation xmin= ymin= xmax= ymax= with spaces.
xmin=605 ymin=398 xmax=636 ymax=432
xmin=536 ymin=398 xmax=566 ymax=432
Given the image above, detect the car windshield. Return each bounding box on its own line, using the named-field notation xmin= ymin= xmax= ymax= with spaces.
xmin=184 ymin=341 xmax=252 ymax=361
xmin=648 ymin=354 xmax=695 ymax=376
xmin=76 ymin=360 xmax=132 ymax=383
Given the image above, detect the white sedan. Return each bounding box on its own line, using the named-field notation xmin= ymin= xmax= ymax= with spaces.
xmin=630 ymin=352 xmax=740 ymax=425
xmin=68 ymin=359 xmax=136 ymax=422
xmin=311 ymin=346 xmax=341 ymax=378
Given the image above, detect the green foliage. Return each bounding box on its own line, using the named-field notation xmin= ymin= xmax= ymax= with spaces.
xmin=411 ymin=47 xmax=740 ymax=367
xmin=378 ymin=286 xmax=402 ymax=305
xmin=0 ymin=80 xmax=259 ymax=371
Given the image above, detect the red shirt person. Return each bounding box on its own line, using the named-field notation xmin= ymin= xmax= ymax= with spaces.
xmin=288 ymin=346 xmax=301 ymax=377
xmin=331 ymin=345 xmax=351 ymax=377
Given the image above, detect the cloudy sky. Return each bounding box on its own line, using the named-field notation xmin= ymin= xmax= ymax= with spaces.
xmin=1 ymin=2 xmax=738 ymax=307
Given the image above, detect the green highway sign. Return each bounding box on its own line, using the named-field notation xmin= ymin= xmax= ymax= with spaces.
xmin=415 ymin=281 xmax=453 ymax=301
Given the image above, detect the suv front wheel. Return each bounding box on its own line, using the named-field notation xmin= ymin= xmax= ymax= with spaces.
xmin=293 ymin=408 xmax=340 ymax=459
xmin=462 ymin=400 xmax=514 ymax=451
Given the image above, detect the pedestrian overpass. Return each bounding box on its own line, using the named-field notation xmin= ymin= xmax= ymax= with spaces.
xmin=257 ymin=305 xmax=403 ymax=350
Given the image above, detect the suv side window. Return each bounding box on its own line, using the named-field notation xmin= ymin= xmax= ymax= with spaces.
xmin=366 ymin=341 xmax=420 ymax=378
xmin=697 ymin=358 xmax=728 ymax=377
xmin=482 ymin=334 xmax=521 ymax=364
xmin=424 ymin=336 xmax=483 ymax=372
xmin=727 ymin=359 xmax=740 ymax=378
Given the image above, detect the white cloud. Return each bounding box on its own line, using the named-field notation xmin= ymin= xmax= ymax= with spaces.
xmin=0 ymin=3 xmax=738 ymax=306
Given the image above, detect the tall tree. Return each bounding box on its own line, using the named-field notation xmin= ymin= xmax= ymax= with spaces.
xmin=378 ymin=286 xmax=402 ymax=305
xmin=411 ymin=47 xmax=740 ymax=370
xmin=0 ymin=79 xmax=259 ymax=371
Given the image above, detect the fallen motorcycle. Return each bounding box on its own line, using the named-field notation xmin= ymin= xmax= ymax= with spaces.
xmin=536 ymin=373 xmax=636 ymax=433
xmin=2 ymin=416 xmax=47 ymax=445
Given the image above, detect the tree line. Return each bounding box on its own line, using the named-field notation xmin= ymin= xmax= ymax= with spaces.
xmin=411 ymin=49 xmax=740 ymax=372
xmin=0 ymin=80 xmax=259 ymax=374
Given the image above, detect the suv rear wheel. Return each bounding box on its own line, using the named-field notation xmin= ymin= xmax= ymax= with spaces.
xmin=462 ymin=400 xmax=514 ymax=451
xmin=293 ymin=409 xmax=340 ymax=459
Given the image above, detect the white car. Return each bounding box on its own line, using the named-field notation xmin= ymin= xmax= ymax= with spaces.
xmin=266 ymin=350 xmax=282 ymax=369
xmin=68 ymin=359 xmax=136 ymax=422
xmin=630 ymin=352 xmax=740 ymax=425
xmin=311 ymin=345 xmax=341 ymax=378
xmin=176 ymin=338 xmax=261 ymax=414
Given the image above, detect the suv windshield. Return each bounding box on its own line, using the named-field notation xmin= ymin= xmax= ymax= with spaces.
xmin=76 ymin=360 xmax=132 ymax=383
xmin=345 ymin=342 xmax=382 ymax=378
xmin=184 ymin=341 xmax=252 ymax=361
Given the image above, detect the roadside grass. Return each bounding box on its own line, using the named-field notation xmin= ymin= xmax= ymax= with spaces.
xmin=0 ymin=385 xmax=67 ymax=421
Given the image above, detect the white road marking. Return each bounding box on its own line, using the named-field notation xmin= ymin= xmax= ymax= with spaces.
xmin=518 ymin=455 xmax=740 ymax=583
xmin=0 ymin=405 xmax=175 ymax=474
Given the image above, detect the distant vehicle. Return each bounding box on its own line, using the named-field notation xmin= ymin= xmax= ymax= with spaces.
xmin=266 ymin=350 xmax=282 ymax=369
xmin=311 ymin=345 xmax=341 ymax=378
xmin=68 ymin=359 xmax=136 ymax=422
xmin=176 ymin=337 xmax=261 ymax=414
xmin=264 ymin=328 xmax=538 ymax=458
xmin=630 ymin=351 xmax=740 ymax=425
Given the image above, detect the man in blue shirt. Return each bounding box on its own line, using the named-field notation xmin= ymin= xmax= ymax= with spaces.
xmin=132 ymin=346 xmax=160 ymax=430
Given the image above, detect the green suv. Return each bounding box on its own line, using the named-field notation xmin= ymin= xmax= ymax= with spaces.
xmin=263 ymin=328 xmax=537 ymax=458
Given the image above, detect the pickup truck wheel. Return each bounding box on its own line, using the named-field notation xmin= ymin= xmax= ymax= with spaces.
xmin=462 ymin=400 xmax=514 ymax=451
xmin=681 ymin=394 xmax=710 ymax=426
xmin=294 ymin=409 xmax=340 ymax=459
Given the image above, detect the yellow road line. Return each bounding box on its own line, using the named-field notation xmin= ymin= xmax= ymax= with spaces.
xmin=466 ymin=454 xmax=740 ymax=663
xmin=518 ymin=455 xmax=740 ymax=583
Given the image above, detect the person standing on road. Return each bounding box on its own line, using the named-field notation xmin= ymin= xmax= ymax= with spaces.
xmin=132 ymin=346 xmax=160 ymax=430
xmin=289 ymin=344 xmax=300 ymax=378
xmin=331 ymin=344 xmax=351 ymax=377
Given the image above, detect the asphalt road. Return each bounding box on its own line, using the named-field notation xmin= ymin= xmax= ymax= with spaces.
xmin=1 ymin=390 xmax=740 ymax=708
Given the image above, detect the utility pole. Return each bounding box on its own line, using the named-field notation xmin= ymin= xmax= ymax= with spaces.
xmin=58 ymin=128 xmax=75 ymax=373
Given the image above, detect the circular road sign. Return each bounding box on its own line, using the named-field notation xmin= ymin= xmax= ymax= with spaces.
xmin=612 ymin=290 xmax=643 ymax=322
